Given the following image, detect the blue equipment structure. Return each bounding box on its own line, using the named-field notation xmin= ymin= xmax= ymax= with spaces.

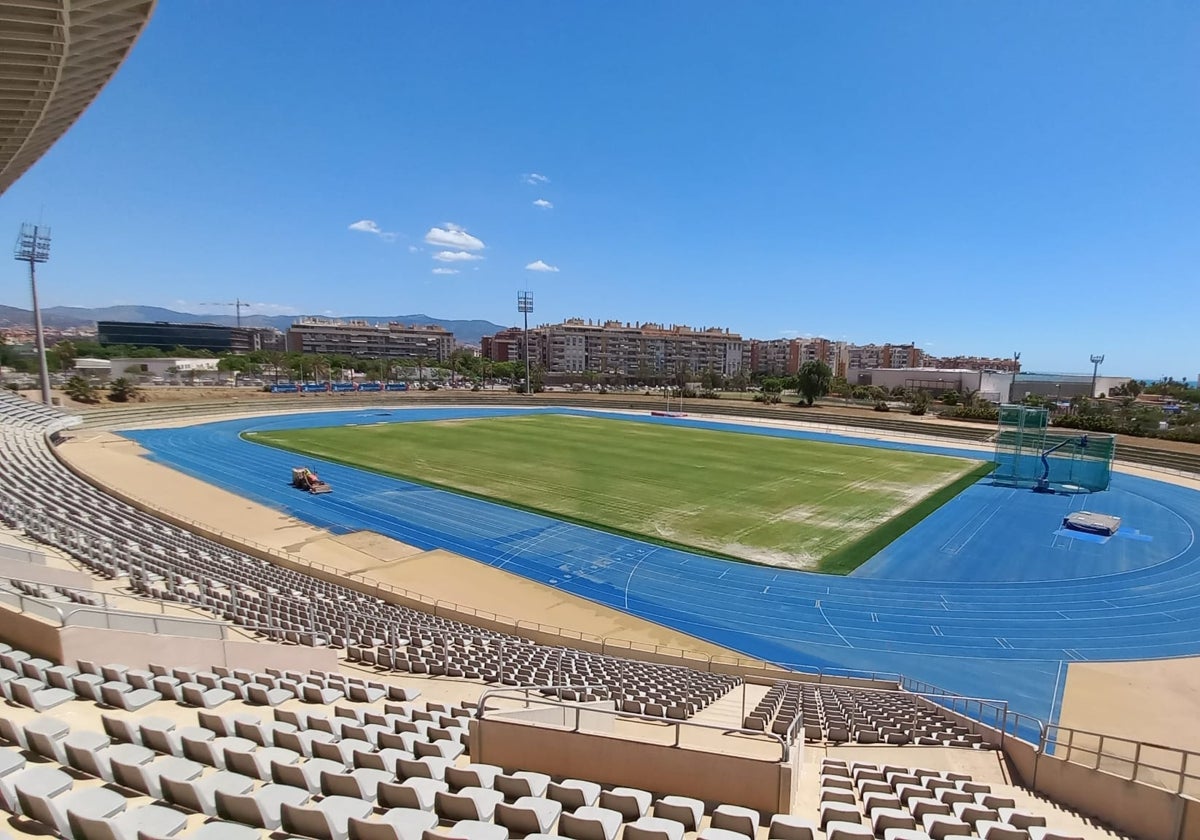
xmin=993 ymin=405 xmax=1115 ymax=493
xmin=1033 ymin=434 xmax=1088 ymax=493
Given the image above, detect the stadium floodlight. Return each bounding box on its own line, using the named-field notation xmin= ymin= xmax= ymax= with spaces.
xmin=13 ymin=223 xmax=53 ymax=406
xmin=518 ymin=291 xmax=533 ymax=395
xmin=1090 ymin=354 xmax=1105 ymax=398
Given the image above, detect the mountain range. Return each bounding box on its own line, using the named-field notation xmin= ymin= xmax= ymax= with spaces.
xmin=0 ymin=304 xmax=509 ymax=345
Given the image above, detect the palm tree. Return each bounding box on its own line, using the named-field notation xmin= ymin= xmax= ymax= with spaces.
xmin=108 ymin=377 xmax=139 ymax=403
xmin=64 ymin=376 xmax=99 ymax=404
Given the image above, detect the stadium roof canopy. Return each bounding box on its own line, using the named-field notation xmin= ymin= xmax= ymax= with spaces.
xmin=0 ymin=0 xmax=155 ymax=196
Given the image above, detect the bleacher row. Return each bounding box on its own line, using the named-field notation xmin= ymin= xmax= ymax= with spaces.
xmin=0 ymin=640 xmax=828 ymax=840
xmin=746 ymin=684 xmax=988 ymax=748
xmin=813 ymin=758 xmax=1081 ymax=840
xmin=0 ymin=391 xmax=736 ymax=719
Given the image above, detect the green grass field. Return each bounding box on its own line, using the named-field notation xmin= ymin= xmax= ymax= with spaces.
xmin=247 ymin=414 xmax=991 ymax=574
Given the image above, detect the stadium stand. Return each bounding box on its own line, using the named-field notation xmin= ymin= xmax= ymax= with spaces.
xmin=0 ymin=392 xmax=1157 ymax=839
xmin=745 ymin=683 xmax=986 ymax=748
xmin=0 ymin=391 xmax=737 ymax=720
xmin=0 ymin=638 xmax=1107 ymax=840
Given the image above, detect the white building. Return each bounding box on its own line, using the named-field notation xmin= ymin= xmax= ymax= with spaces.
xmin=109 ymin=357 xmax=221 ymax=383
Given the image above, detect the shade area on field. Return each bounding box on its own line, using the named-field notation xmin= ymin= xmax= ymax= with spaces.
xmin=246 ymin=414 xmax=985 ymax=572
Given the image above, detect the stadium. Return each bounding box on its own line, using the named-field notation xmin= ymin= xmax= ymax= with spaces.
xmin=1 ymin=4 xmax=1198 ymax=840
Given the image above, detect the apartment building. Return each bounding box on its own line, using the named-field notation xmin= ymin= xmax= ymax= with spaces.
xmin=480 ymin=327 xmax=526 ymax=363
xmin=749 ymin=338 xmax=795 ymax=376
xmin=485 ymin=319 xmax=745 ymax=378
xmin=284 ymin=318 xmax=455 ymax=360
xmin=748 ymin=337 xmax=850 ymax=377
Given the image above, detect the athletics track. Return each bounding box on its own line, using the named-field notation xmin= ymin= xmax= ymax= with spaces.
xmin=122 ymin=407 xmax=1200 ymax=732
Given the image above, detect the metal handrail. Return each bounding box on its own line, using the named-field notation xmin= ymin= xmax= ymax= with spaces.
xmin=475 ymin=685 xmax=793 ymax=762
xmin=1040 ymin=723 xmax=1200 ymax=797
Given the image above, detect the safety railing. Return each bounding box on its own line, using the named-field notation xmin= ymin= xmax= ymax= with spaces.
xmin=1041 ymin=723 xmax=1200 ymax=798
xmin=0 ymin=587 xmax=228 ymax=639
xmin=475 ymin=685 xmax=793 ymax=762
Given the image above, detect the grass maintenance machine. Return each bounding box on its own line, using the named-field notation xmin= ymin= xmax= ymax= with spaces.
xmin=291 ymin=467 xmax=332 ymax=495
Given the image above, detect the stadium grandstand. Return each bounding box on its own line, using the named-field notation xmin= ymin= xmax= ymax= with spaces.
xmin=0 ymin=390 xmax=1196 ymax=840
xmin=0 ymin=0 xmax=155 ymax=195
xmin=0 ymin=3 xmax=1197 ymax=839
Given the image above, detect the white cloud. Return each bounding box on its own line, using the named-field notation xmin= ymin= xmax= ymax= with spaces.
xmin=424 ymin=225 xmax=485 ymax=251
xmin=433 ymin=250 xmax=484 ymax=262
xmin=408 ymin=245 xmax=420 ymax=253
xmin=525 ymin=260 xmax=559 ymax=273
xmin=442 ymin=222 xmax=465 ymax=232
xmin=431 ymin=267 xmax=459 ymax=275
xmin=349 ymin=219 xmax=396 ymax=241
xmin=524 ymin=173 xmax=549 ymax=185
xmin=532 ymin=198 xmax=553 ymax=209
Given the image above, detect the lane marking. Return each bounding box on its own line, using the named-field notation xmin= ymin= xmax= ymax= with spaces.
xmin=622 ymin=548 xmax=658 ymax=610
xmin=817 ymin=602 xmax=855 ymax=649
xmin=1050 ymin=659 xmax=1067 ymax=727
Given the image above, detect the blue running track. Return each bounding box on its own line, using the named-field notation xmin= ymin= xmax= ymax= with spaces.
xmin=122 ymin=407 xmax=1200 ymax=731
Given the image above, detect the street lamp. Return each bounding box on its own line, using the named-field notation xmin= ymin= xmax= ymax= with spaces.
xmin=13 ymin=223 xmax=54 ymax=406
xmin=517 ymin=291 xmax=533 ymax=395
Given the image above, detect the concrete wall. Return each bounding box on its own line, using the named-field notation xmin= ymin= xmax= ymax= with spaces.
xmin=0 ymin=601 xmax=338 ymax=675
xmin=58 ymin=625 xmax=339 ymax=673
xmin=0 ymin=543 xmax=45 ymax=565
xmin=1030 ymin=752 xmax=1191 ymax=840
xmin=490 ymin=702 xmax=616 ymax=735
xmin=473 ymin=716 xmax=793 ymax=815
xmin=862 ymin=368 xmax=981 ymax=394
xmin=0 ymin=555 xmax=93 ymax=589
xmin=0 ymin=606 xmax=64 ymax=662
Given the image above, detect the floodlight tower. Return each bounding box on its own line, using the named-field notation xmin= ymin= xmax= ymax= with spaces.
xmin=1008 ymin=351 xmax=1021 ymax=402
xmin=517 ymin=291 xmax=533 ymax=395
xmin=1090 ymin=354 xmax=1105 ymax=398
xmin=13 ymin=224 xmax=53 ymax=406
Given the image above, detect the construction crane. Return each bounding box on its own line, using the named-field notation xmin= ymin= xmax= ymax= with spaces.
xmin=201 ymin=298 xmax=252 ymax=327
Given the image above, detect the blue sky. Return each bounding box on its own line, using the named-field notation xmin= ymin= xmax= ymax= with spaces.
xmin=2 ymin=2 xmax=1197 ymax=377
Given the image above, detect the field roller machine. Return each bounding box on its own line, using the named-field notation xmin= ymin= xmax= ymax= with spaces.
xmin=291 ymin=467 xmax=332 ymax=494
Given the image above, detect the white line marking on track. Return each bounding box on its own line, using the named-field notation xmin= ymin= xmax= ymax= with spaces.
xmin=817 ymin=602 xmax=854 ymax=649
xmin=622 ymin=548 xmax=658 ymax=610
xmin=1050 ymin=659 xmax=1067 ymax=725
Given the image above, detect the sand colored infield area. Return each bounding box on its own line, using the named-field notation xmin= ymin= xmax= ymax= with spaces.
xmin=1059 ymin=656 xmax=1200 ymax=754
xmin=56 ymin=430 xmax=741 ymax=659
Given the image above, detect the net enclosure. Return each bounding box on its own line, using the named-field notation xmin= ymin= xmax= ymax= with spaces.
xmin=992 ymin=404 xmax=1116 ymax=492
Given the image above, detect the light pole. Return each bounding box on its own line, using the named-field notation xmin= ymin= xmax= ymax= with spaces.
xmin=1090 ymin=354 xmax=1105 ymax=398
xmin=517 ymin=291 xmax=533 ymax=395
xmin=13 ymin=223 xmax=53 ymax=406
xmin=1008 ymin=351 xmax=1021 ymax=403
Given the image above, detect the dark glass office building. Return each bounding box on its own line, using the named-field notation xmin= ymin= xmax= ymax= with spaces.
xmin=96 ymin=321 xmax=283 ymax=353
